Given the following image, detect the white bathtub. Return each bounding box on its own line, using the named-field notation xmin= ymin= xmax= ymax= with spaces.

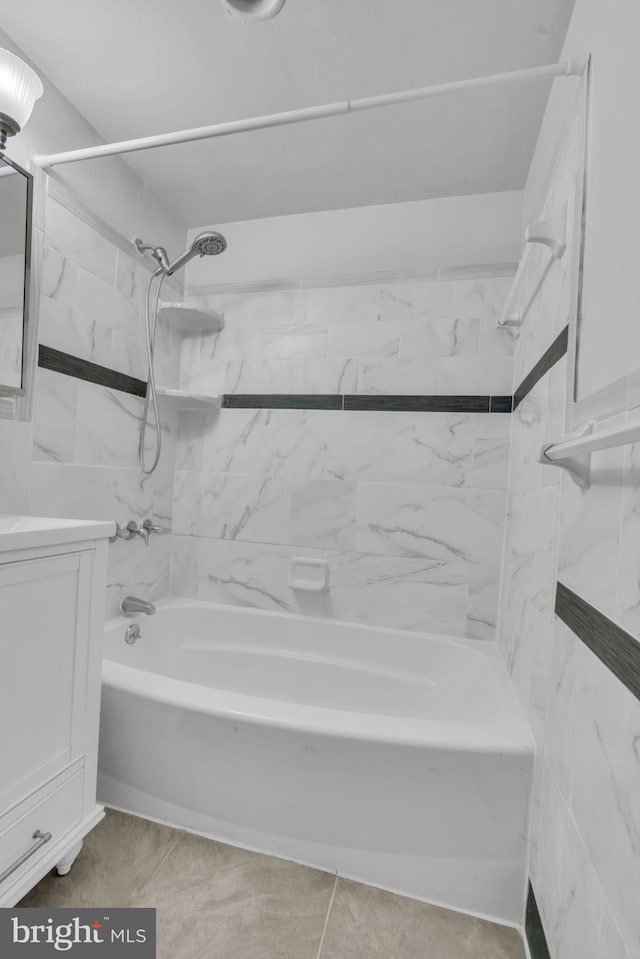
xmin=98 ymin=598 xmax=533 ymax=924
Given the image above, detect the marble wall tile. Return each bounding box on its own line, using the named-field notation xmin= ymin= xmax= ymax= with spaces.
xmin=38 ymin=295 xmax=113 ymax=367
xmin=558 ymin=420 xmax=624 ymax=623
xmin=543 ymin=619 xmax=578 ymax=802
xmin=178 ymin=337 xmax=226 ymax=393
xmin=291 ymin=479 xmax=357 ymax=549
xmin=617 ymin=436 xmax=640 ymax=636
xmin=191 ymin=537 xmax=469 ymax=635
xmin=510 ymin=376 xmax=548 ymax=490
xmin=115 ymin=250 xmax=149 ymax=311
xmin=356 ymin=358 xmax=435 ymax=395
xmin=599 ymin=899 xmax=633 ymax=959
xmin=551 ymin=793 xmax=605 ymax=959
xmin=111 ymin=332 xmax=148 ymax=381
xmin=570 ymin=643 xmax=640 ymax=959
xmin=27 ymin=462 xmax=173 ymax=528
xmin=378 ymin=281 xmax=454 ymax=322
xmin=400 ymin=317 xmax=479 ymax=357
xmin=327 ymin=321 xmax=400 ymax=358
xmin=46 ymin=198 xmax=117 ymax=285
xmin=0 ymin=419 xmax=32 ymax=513
xmin=106 ymin=533 xmax=170 ymax=620
xmin=76 ymin=266 xmax=140 ymax=336
xmin=74 ymin=381 xmax=172 ymax=471
xmin=451 ymin=276 xmax=513 ymax=321
xmin=262 ymin=324 xmax=328 ymax=359
xmin=355 ymin=483 xmax=505 ymax=569
xmin=478 ymin=313 xmax=517 ymax=357
xmin=41 ymin=245 xmax=79 ymax=309
xmin=226 ymin=358 xmax=357 ymax=394
xmin=32 ymin=368 xmax=77 ymax=464
xmin=327 ymin=411 xmax=474 ymax=487
xmin=173 ymin=471 xmax=291 ymax=544
xmin=196 ymin=325 xmax=262 ymax=363
xmin=306 ymin=285 xmax=378 ymax=325
xmin=203 ymin=408 xmax=333 ymax=478
xmin=170 ymin=534 xmax=198 ymax=598
xmin=434 ymin=356 xmax=513 ymax=395
xmin=193 ymin=290 xmax=307 ymax=329
xmin=470 ymin=413 xmax=511 ymax=489
xmin=504 ymin=486 xmax=559 ymax=618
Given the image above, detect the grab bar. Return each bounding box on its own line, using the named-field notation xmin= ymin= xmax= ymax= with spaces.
xmin=539 ymin=418 xmax=640 ymax=487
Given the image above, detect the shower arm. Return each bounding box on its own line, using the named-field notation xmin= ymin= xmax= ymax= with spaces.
xmin=34 ymin=58 xmax=587 ymax=170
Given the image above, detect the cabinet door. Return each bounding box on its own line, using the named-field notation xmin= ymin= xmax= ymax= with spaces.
xmin=0 ymin=551 xmax=92 ymax=809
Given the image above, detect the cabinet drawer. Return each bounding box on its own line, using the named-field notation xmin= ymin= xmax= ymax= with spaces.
xmin=0 ymin=770 xmax=84 ymax=885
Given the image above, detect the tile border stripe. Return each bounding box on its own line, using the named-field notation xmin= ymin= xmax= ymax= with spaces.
xmin=38 ymin=345 xmax=147 ymax=397
xmin=222 ymin=394 xmax=342 ymax=410
xmin=556 ymin=581 xmax=640 ymax=702
xmin=223 ymin=394 xmax=512 ymax=412
xmin=513 ymin=325 xmax=568 ymax=410
xmin=525 ymin=883 xmax=552 ymax=959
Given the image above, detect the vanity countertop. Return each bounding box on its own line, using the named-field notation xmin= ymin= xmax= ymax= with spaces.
xmin=0 ymin=515 xmax=115 ymax=552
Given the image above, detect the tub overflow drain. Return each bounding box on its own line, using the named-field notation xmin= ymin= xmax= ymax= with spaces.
xmin=125 ymin=623 xmax=141 ymax=645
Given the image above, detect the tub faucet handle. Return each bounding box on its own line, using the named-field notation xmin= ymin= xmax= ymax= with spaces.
xmin=141 ymin=518 xmax=171 ymax=539
xmin=124 ymin=519 xmax=150 ymax=546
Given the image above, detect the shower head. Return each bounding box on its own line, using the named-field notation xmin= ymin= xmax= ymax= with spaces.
xmin=165 ymin=231 xmax=227 ymax=276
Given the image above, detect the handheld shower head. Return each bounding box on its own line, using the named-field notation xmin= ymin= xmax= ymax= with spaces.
xmin=165 ymin=231 xmax=227 ymax=276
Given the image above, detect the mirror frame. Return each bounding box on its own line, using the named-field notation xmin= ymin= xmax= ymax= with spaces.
xmin=0 ymin=152 xmax=34 ymax=395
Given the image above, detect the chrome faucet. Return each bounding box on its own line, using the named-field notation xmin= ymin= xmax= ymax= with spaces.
xmin=121 ymin=596 xmax=156 ymax=616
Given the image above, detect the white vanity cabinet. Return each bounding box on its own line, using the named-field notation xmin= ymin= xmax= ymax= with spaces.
xmin=0 ymin=516 xmax=114 ymax=906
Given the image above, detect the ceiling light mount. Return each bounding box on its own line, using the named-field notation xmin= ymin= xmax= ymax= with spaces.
xmin=219 ymin=0 xmax=286 ymax=21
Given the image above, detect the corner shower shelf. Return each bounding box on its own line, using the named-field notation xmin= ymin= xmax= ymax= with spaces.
xmin=157 ymin=304 xmax=224 ymax=333
xmin=156 ymin=387 xmax=221 ymax=412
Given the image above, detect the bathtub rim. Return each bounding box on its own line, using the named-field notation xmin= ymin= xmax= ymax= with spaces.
xmin=102 ymin=597 xmax=534 ymax=754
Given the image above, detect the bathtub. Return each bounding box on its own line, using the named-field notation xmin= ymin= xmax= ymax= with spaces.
xmin=98 ymin=598 xmax=533 ymax=925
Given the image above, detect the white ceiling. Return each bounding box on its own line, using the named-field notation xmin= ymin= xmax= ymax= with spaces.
xmin=0 ymin=0 xmax=575 ymax=228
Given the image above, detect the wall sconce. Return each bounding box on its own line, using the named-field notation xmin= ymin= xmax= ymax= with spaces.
xmin=0 ymin=48 xmax=43 ymax=151
xmin=220 ymin=0 xmax=286 ymax=20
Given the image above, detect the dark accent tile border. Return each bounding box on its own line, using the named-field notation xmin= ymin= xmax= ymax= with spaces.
xmin=38 ymin=345 xmax=147 ymax=397
xmin=526 ymin=883 xmax=551 ymax=959
xmin=344 ymin=394 xmax=492 ymax=412
xmin=556 ymin=582 xmax=640 ymax=702
xmin=222 ymin=393 xmax=342 ymax=410
xmin=513 ymin=325 xmax=568 ymax=410
xmin=490 ymin=395 xmax=513 ymax=413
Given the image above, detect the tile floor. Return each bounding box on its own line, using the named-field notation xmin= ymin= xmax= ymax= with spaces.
xmin=20 ymin=809 xmax=526 ymax=959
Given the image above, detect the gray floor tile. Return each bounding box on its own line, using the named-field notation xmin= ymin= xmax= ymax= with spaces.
xmin=135 ymin=828 xmax=336 ymax=959
xmin=318 ymin=878 xmax=526 ymax=959
xmin=20 ymin=810 xmax=527 ymax=959
xmin=19 ymin=809 xmax=181 ymax=909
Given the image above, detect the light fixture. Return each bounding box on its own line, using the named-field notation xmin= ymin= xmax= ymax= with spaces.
xmin=0 ymin=48 xmax=43 ymax=151
xmin=219 ymin=0 xmax=286 ymax=20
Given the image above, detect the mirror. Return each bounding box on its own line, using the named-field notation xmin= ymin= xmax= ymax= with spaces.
xmin=0 ymin=153 xmax=33 ymax=393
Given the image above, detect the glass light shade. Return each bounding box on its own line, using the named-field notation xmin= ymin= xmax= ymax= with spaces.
xmin=0 ymin=48 xmax=43 ymax=135
xmin=220 ymin=0 xmax=286 ymax=20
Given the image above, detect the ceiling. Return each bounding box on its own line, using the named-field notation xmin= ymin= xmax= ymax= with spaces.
xmin=0 ymin=0 xmax=575 ymax=227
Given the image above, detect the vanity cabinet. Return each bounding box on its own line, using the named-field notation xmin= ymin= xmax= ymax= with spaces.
xmin=0 ymin=516 xmax=113 ymax=906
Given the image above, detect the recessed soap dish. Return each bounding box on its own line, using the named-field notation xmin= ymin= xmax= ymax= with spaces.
xmin=289 ymin=557 xmax=330 ymax=592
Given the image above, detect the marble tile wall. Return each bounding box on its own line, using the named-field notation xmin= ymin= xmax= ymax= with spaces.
xmin=0 ymin=194 xmax=180 ymax=618
xmin=183 ymin=277 xmax=515 ymax=397
xmin=497 ymin=115 xmax=638 ymax=958
xmin=171 ymin=274 xmax=515 ymax=639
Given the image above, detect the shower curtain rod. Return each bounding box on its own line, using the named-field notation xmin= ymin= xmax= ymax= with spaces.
xmin=35 ymin=57 xmax=586 ymax=170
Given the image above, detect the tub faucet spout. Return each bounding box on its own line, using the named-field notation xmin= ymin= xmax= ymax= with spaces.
xmin=121 ymin=595 xmax=156 ymax=616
